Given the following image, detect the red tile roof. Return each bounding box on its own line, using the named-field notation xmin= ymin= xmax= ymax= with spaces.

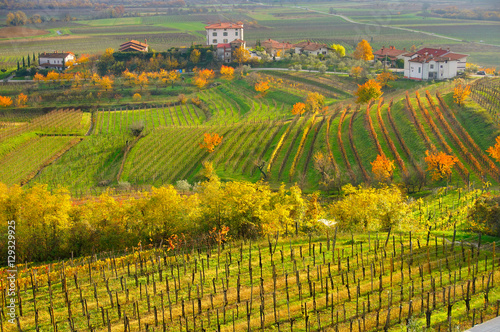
xmin=373 ymin=46 xmax=406 ymax=58
xmin=415 ymin=48 xmax=448 ymax=57
xmin=119 ymin=40 xmax=148 ymax=52
xmin=230 ymin=39 xmax=245 ymax=44
xmin=261 ymin=39 xmax=294 ymax=50
xmin=217 ymin=43 xmax=231 ymax=48
xmin=446 ymin=53 xmax=468 ymax=60
xmin=205 ymin=22 xmax=243 ymax=29
xmin=39 ymin=52 xmax=74 ymax=59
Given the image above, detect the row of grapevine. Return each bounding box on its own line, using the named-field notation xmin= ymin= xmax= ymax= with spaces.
xmin=366 ymin=99 xmax=384 ymax=156
xmin=424 ymin=92 xmax=486 ymax=180
xmin=434 ymin=91 xmax=500 ymax=180
xmin=277 ymin=115 xmax=309 ymax=181
xmin=470 ymin=78 xmax=500 ymax=120
xmin=5 ymin=231 xmax=498 ymax=331
xmin=0 ymin=136 xmax=77 ymax=186
xmin=348 ymin=108 xmax=370 ymax=182
xmin=337 ymin=107 xmax=356 ymax=182
xmin=267 ymin=115 xmax=299 ymax=174
xmin=0 ymin=109 xmax=88 ymax=142
xmin=413 ymin=92 xmax=469 ymax=182
xmin=376 ymin=100 xmax=409 ymax=177
xmin=289 ymin=114 xmax=316 ymax=181
xmin=386 ymin=102 xmax=425 ymax=178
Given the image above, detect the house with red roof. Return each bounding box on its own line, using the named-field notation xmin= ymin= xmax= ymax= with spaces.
xmin=294 ymin=41 xmax=331 ymax=56
xmin=205 ymin=22 xmax=244 ymax=46
xmin=402 ymin=47 xmax=468 ymax=80
xmin=373 ymin=46 xmax=407 ymax=67
xmin=261 ymin=39 xmax=295 ymax=56
xmin=38 ymin=51 xmax=75 ymax=70
xmin=119 ymin=40 xmax=149 ymax=52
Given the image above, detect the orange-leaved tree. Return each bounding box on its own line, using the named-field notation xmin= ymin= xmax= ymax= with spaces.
xmin=220 ymin=65 xmax=235 ymax=80
xmin=425 ymin=150 xmax=458 ymax=181
xmin=46 ymin=71 xmax=59 ymax=83
xmin=254 ymin=80 xmax=270 ymax=96
xmin=353 ymin=39 xmax=373 ymax=61
xmin=15 ymin=93 xmax=28 ymax=107
xmin=453 ymin=80 xmax=471 ymax=106
xmin=122 ymin=69 xmax=136 ymax=85
xmin=486 ymin=135 xmax=500 ymax=163
xmin=350 ymin=66 xmax=363 ymax=79
xmin=200 ymin=133 xmax=223 ymax=153
xmin=291 ymin=102 xmax=306 ymax=116
xmin=0 ymin=96 xmax=13 ymax=107
xmin=371 ymin=154 xmax=395 ymax=182
xmin=355 ymin=79 xmax=383 ymax=104
xmin=376 ymin=71 xmax=397 ymax=87
xmin=193 ymin=69 xmax=215 ymax=89
xmin=305 ymin=92 xmax=325 ymax=113
xmin=33 ymin=73 xmax=45 ymax=83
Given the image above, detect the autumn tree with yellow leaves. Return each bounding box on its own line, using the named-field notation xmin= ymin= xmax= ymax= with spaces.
xmin=189 ymin=49 xmax=201 ymax=64
xmin=305 ymin=92 xmax=325 ymax=113
xmin=220 ymin=65 xmax=235 ymax=80
xmin=371 ymin=154 xmax=395 ymax=182
xmin=233 ymin=47 xmax=250 ymax=65
xmin=355 ymin=79 xmax=383 ymax=104
xmin=353 ymin=39 xmax=374 ymax=61
xmin=453 ymin=80 xmax=471 ymax=106
xmin=200 ymin=133 xmax=223 ymax=152
xmin=376 ymin=71 xmax=397 ymax=87
xmin=425 ymin=150 xmax=458 ymax=182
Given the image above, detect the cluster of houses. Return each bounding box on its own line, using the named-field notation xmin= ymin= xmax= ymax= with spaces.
xmin=373 ymin=45 xmax=468 ymax=80
xmin=37 ymin=21 xmax=468 ymax=81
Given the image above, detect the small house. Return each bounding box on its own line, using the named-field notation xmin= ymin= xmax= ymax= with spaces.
xmin=38 ymin=51 xmax=75 ymax=70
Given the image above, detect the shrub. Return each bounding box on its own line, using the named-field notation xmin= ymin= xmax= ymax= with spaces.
xmin=129 ymin=121 xmax=145 ymax=137
xmin=468 ymin=194 xmax=500 ymax=236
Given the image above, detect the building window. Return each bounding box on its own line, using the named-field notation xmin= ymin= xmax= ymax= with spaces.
xmin=213 ymin=32 xmax=217 ymax=36
xmin=430 ymin=64 xmax=434 ymax=69
xmin=213 ymin=39 xmax=217 ymax=44
xmin=235 ymin=31 xmax=238 ymax=36
xmin=223 ymin=32 xmax=228 ymax=36
xmin=223 ymin=39 xmax=228 ymax=43
xmin=418 ymin=67 xmax=421 ymax=73
xmin=440 ymin=65 xmax=443 ymax=68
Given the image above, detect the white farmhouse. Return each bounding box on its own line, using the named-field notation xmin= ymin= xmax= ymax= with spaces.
xmin=205 ymin=22 xmax=244 ymax=46
xmin=39 ymin=51 xmax=75 ymax=71
xmin=294 ymin=41 xmax=330 ymax=56
xmin=403 ymin=48 xmax=467 ymax=81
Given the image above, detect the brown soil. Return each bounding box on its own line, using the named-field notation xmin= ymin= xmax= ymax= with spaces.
xmin=0 ymin=26 xmax=48 ymax=39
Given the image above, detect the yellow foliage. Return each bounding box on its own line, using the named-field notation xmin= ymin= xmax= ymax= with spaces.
xmin=355 ymin=79 xmax=383 ymax=104
xmin=350 ymin=66 xmax=363 ymax=79
xmin=132 ymin=93 xmax=141 ymax=101
xmin=220 ymin=65 xmax=235 ymax=80
xmin=376 ymin=71 xmax=397 ymax=87
xmin=233 ymin=47 xmax=250 ymax=64
xmin=305 ymin=92 xmax=325 ymax=113
xmin=329 ymin=184 xmax=410 ymax=231
xmin=353 ymin=39 xmax=374 ymax=61
xmin=453 ymin=80 xmax=471 ymax=106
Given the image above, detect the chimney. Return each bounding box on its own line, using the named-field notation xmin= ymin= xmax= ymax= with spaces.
xmin=382 ymin=46 xmax=385 ymax=50
xmin=403 ymin=47 xmax=406 ymax=51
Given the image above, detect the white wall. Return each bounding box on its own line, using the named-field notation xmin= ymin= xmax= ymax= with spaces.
xmin=206 ymin=28 xmax=243 ymax=46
